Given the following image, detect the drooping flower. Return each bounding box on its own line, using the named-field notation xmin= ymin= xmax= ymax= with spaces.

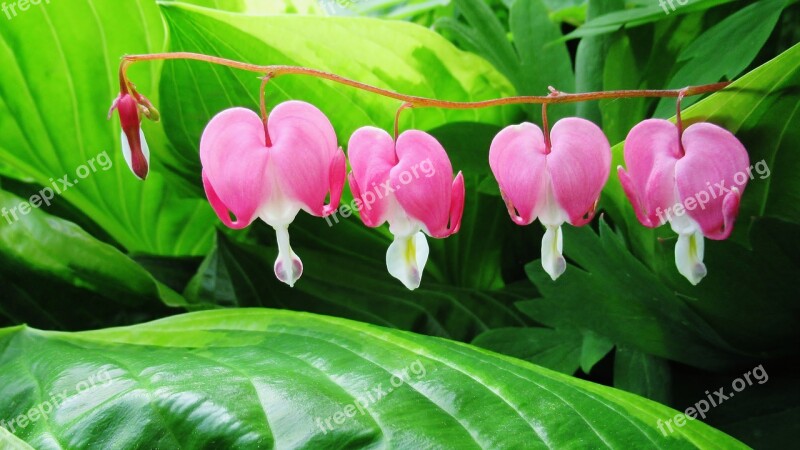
xmin=200 ymin=101 xmax=345 ymax=287
xmin=108 ymin=90 xmax=157 ymax=180
xmin=489 ymin=118 xmax=611 ymax=280
xmin=347 ymin=127 xmax=464 ymax=290
xmin=618 ymin=119 xmax=749 ymax=285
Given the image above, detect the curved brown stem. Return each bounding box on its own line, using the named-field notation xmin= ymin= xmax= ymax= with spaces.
xmin=119 ymin=52 xmax=731 ymax=111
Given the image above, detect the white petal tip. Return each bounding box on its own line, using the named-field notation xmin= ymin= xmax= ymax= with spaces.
xmin=274 ymin=256 xmax=303 ymax=287
xmin=544 ymin=256 xmax=567 ymax=281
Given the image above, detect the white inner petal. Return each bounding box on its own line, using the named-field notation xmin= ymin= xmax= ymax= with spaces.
xmin=258 ymin=160 xmax=301 ymax=228
xmin=675 ymin=229 xmax=707 ymax=285
xmin=541 ymin=225 xmax=566 ymax=281
xmin=386 ymin=230 xmax=429 ymax=290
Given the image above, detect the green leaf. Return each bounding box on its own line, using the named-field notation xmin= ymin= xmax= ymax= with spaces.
xmin=0 ymin=189 xmax=183 ymax=330
xmin=600 ymin=32 xmax=648 ymax=143
xmin=653 ymin=0 xmax=788 ymax=116
xmin=0 ymin=309 xmax=747 ymax=448
xmin=614 ymin=346 xmax=672 ymax=404
xmin=565 ymin=0 xmax=737 ymax=40
xmin=159 ymin=1 xmax=517 ymax=180
xmin=448 ymin=0 xmax=520 ymax=86
xmin=575 ymin=0 xmax=625 ymax=123
xmin=580 ymin=330 xmax=614 ymax=374
xmin=0 ymin=427 xmax=34 ymax=450
xmin=510 ymin=0 xmax=576 ymax=122
xmin=518 ymin=219 xmax=748 ymax=371
xmin=472 ymin=327 xmax=583 ymax=374
xmin=0 ymin=0 xmax=215 ymax=256
xmin=185 ymin=230 xmax=528 ymax=341
xmin=182 ymin=0 xmax=323 ymax=14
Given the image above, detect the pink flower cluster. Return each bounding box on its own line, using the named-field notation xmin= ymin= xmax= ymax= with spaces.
xmin=112 ymin=99 xmax=750 ymax=288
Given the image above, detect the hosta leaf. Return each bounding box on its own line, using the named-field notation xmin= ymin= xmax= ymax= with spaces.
xmin=0 ymin=309 xmax=747 ymax=449
xmin=159 ymin=2 xmax=517 ymax=181
xmin=0 ymin=0 xmax=215 ymax=255
xmin=0 ymin=189 xmax=183 ymax=330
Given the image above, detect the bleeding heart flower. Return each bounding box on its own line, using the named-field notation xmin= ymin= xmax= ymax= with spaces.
xmin=618 ymin=119 xmax=749 ymax=285
xmin=108 ymin=92 xmax=154 ymax=180
xmin=489 ymin=118 xmax=611 ymax=280
xmin=347 ymin=127 xmax=464 ymax=290
xmin=200 ymin=101 xmax=345 ymax=287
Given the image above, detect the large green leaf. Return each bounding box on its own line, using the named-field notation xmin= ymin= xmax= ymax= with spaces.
xmin=0 ymin=0 xmax=215 ymax=255
xmin=159 ymin=1 xmax=517 ymax=181
xmin=0 ymin=309 xmax=746 ymax=448
xmin=0 ymin=189 xmax=183 ymax=330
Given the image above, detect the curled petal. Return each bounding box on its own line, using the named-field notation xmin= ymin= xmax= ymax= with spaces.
xmin=120 ymin=129 xmax=150 ymax=181
xmin=489 ymin=123 xmax=548 ymax=225
xmin=347 ymin=126 xmax=398 ymax=226
xmin=548 ymin=118 xmax=610 ymax=227
xmin=200 ymin=108 xmax=271 ymax=229
xmin=268 ymin=101 xmax=340 ymax=217
xmin=618 ymin=166 xmax=657 ymax=227
xmin=202 ymin=171 xmax=251 ymax=229
xmin=393 ymin=130 xmax=459 ymax=238
xmin=445 ymin=172 xmax=465 ymax=237
xmin=489 ymin=123 xmax=549 ymax=226
xmin=621 ymin=119 xmax=683 ymax=227
xmin=386 ymin=231 xmax=429 ymax=290
xmin=116 ymin=94 xmax=149 ymax=180
xmin=676 ymin=122 xmax=749 ymax=240
xmin=323 ymin=147 xmax=347 ymax=217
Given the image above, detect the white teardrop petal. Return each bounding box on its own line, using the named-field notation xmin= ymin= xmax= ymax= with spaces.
xmin=386 ymin=231 xmax=429 ymax=290
xmin=675 ymin=230 xmax=707 ymax=285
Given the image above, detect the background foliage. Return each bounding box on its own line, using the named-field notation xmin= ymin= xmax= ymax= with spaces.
xmin=1 ymin=0 xmax=797 ymax=448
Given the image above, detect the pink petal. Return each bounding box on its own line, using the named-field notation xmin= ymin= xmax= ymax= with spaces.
xmin=200 ymin=107 xmax=271 ymax=229
xmin=323 ymin=147 xmax=346 ymax=217
xmin=268 ymin=101 xmax=340 ymax=217
xmin=448 ymin=172 xmax=466 ymax=236
xmin=548 ymin=118 xmax=611 ymax=226
xmin=116 ymin=94 xmax=149 ymax=180
xmin=346 ymin=126 xmax=398 ymax=227
xmin=676 ymin=122 xmax=749 ymax=240
xmin=392 ymin=130 xmax=459 ymax=238
xmin=489 ymin=123 xmax=548 ymax=225
xmin=621 ymin=119 xmax=683 ymax=227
